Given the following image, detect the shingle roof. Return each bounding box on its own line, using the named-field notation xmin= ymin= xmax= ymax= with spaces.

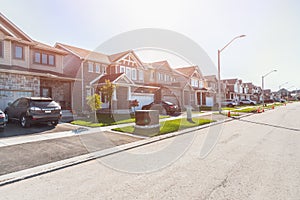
xmin=55 ymin=43 xmax=111 ymax=64
xmin=175 ymin=66 xmax=197 ymax=76
xmin=151 ymin=60 xmax=170 ymax=68
xmin=109 ymin=50 xmax=131 ymax=62
xmin=97 ymin=73 xmax=124 ymax=84
xmin=0 ymin=64 xmax=75 ymax=80
xmin=222 ymin=78 xmax=238 ymax=84
xmin=204 ymin=75 xmax=217 ymax=81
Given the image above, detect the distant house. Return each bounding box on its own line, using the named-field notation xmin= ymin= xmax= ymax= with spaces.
xmin=222 ymin=78 xmax=240 ymax=100
xmin=176 ymin=66 xmax=214 ymax=107
xmin=0 ymin=13 xmax=74 ymax=110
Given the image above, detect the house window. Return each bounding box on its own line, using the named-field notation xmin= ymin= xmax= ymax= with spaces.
xmin=120 ymin=66 xmax=125 ymax=73
xmin=151 ymin=71 xmax=154 ymax=79
xmin=42 ymin=53 xmax=48 ymax=64
xmin=0 ymin=41 xmax=3 ymax=58
xmin=139 ymin=70 xmax=144 ymax=81
xmin=14 ymin=45 xmax=23 ymax=59
xmin=95 ymin=64 xmax=100 ymax=73
xmin=126 ymin=67 xmax=131 ymax=78
xmin=199 ymin=81 xmax=203 ymax=88
xmin=34 ymin=52 xmax=40 ymax=63
xmin=191 ymin=79 xmax=198 ymax=87
xmin=132 ymin=68 xmax=137 ymax=80
xmin=88 ymin=63 xmax=93 ymax=72
xmin=48 ymin=55 xmax=55 ymax=65
xmin=33 ymin=51 xmax=55 ymax=66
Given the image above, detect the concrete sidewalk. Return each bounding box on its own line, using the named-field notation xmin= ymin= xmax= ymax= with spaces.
xmin=0 ymin=111 xmax=215 ymax=148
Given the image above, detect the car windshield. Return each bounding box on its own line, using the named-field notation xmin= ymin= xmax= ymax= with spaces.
xmin=31 ymin=100 xmax=58 ymax=107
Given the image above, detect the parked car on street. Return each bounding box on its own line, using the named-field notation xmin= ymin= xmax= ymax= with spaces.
xmin=142 ymin=101 xmax=179 ymax=115
xmin=274 ymin=98 xmax=286 ymax=103
xmin=239 ymin=99 xmax=257 ymax=105
xmin=220 ymin=99 xmax=238 ymax=107
xmin=0 ymin=109 xmax=8 ymax=130
xmin=5 ymin=97 xmax=62 ymax=128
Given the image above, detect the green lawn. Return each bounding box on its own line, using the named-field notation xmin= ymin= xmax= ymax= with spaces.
xmin=71 ymin=115 xmax=169 ymax=127
xmin=113 ymin=117 xmax=214 ymax=136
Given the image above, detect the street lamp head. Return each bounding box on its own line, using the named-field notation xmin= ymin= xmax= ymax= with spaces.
xmin=273 ymin=69 xmax=277 ymax=72
xmin=239 ymin=35 xmax=246 ymax=38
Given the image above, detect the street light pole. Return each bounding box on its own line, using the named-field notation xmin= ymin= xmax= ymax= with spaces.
xmin=217 ymin=35 xmax=246 ymax=113
xmin=261 ymin=69 xmax=277 ymax=106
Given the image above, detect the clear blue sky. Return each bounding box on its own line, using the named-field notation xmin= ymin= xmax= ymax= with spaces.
xmin=1 ymin=0 xmax=299 ymax=91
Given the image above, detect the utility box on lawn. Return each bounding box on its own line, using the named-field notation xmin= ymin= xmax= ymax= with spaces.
xmin=134 ymin=110 xmax=160 ymax=136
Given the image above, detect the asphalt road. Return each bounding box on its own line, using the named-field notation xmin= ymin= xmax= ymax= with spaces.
xmin=1 ymin=103 xmax=300 ymax=199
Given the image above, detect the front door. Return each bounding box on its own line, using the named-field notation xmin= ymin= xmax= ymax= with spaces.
xmin=41 ymin=87 xmax=52 ymax=98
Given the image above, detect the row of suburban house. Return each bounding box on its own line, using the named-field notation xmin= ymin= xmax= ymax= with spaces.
xmin=0 ymin=13 xmax=272 ymax=112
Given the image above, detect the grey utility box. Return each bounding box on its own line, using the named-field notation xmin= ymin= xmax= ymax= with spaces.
xmin=134 ymin=110 xmax=160 ymax=136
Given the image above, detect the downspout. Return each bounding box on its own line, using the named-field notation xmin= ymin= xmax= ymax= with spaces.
xmin=81 ymin=61 xmax=84 ymax=112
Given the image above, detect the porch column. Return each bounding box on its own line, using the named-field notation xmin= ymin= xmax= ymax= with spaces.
xmin=127 ymin=86 xmax=131 ymax=100
xmin=113 ymin=88 xmax=117 ymax=101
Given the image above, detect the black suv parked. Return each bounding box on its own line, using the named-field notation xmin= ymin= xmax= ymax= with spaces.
xmin=5 ymin=97 xmax=61 ymax=128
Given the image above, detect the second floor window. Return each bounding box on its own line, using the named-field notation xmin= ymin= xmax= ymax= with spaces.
xmin=139 ymin=70 xmax=144 ymax=81
xmin=14 ymin=45 xmax=23 ymax=59
xmin=34 ymin=52 xmax=55 ymax=66
xmin=95 ymin=64 xmax=100 ymax=73
xmin=132 ymin=68 xmax=137 ymax=80
xmin=88 ymin=63 xmax=93 ymax=72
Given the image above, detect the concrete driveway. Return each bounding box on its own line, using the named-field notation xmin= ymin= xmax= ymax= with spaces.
xmin=0 ymin=122 xmax=77 ymax=138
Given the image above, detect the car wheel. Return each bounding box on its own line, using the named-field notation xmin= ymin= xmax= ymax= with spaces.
xmin=240 ymin=102 xmax=243 ymax=106
xmin=228 ymin=104 xmax=233 ymax=107
xmin=51 ymin=120 xmax=58 ymax=126
xmin=4 ymin=112 xmax=9 ymax=124
xmin=20 ymin=114 xmax=30 ymax=128
xmin=250 ymin=102 xmax=254 ymax=105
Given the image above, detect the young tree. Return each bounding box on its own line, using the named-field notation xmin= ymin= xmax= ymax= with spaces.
xmin=86 ymin=94 xmax=101 ymax=122
xmin=99 ymin=79 xmax=116 ymax=111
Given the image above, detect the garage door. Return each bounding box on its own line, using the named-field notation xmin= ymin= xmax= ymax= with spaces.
xmin=131 ymin=93 xmax=154 ymax=110
xmin=206 ymin=97 xmax=214 ymax=106
xmin=0 ymin=90 xmax=33 ymax=110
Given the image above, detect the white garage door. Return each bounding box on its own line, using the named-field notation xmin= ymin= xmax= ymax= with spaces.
xmin=131 ymin=93 xmax=154 ymax=110
xmin=206 ymin=97 xmax=214 ymax=106
xmin=0 ymin=90 xmax=33 ymax=110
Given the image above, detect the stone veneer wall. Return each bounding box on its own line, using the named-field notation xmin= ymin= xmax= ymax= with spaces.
xmin=0 ymin=72 xmax=40 ymax=96
xmin=40 ymin=79 xmax=65 ymax=102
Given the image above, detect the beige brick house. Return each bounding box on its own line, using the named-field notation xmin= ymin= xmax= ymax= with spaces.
xmin=0 ymin=13 xmax=74 ymax=110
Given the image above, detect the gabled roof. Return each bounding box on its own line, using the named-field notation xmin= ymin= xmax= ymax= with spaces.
xmin=176 ymin=66 xmax=203 ymax=78
xmin=222 ymin=78 xmax=238 ymax=85
xmin=204 ymin=75 xmax=217 ymax=81
xmin=97 ymin=73 xmax=125 ymax=84
xmin=55 ymin=43 xmax=111 ymax=64
xmin=109 ymin=50 xmax=131 ymax=62
xmin=0 ymin=13 xmax=67 ymax=54
xmin=150 ymin=60 xmax=173 ymax=71
xmin=32 ymin=41 xmax=67 ymax=55
xmin=0 ymin=12 xmax=33 ymax=42
xmin=109 ymin=50 xmax=144 ymax=67
xmin=244 ymin=82 xmax=254 ymax=89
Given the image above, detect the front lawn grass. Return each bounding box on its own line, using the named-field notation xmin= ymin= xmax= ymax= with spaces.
xmin=232 ymin=107 xmax=258 ymax=113
xmin=113 ymin=117 xmax=214 ymax=136
xmin=71 ymin=115 xmax=169 ymax=127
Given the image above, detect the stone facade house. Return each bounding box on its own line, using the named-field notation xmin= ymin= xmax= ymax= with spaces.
xmin=0 ymin=13 xmax=74 ymax=110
